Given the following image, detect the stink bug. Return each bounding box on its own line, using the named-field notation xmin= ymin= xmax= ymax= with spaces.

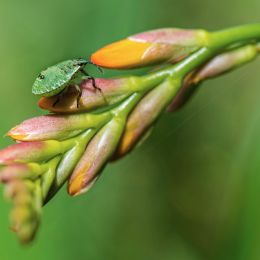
xmin=32 ymin=58 xmax=103 ymax=107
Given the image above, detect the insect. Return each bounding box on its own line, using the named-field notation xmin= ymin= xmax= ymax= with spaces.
xmin=32 ymin=58 xmax=103 ymax=108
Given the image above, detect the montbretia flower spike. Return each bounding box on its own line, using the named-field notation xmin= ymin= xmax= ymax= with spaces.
xmin=0 ymin=24 xmax=260 ymax=244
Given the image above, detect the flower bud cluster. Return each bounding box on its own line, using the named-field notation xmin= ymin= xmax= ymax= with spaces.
xmin=0 ymin=26 xmax=259 ymax=243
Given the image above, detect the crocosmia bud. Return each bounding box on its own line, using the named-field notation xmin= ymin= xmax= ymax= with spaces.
xmin=91 ymin=28 xmax=208 ymax=69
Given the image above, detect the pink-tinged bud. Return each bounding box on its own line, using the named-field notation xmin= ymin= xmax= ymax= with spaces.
xmin=91 ymin=28 xmax=208 ymax=69
xmin=114 ymin=78 xmax=180 ymax=159
xmin=168 ymin=44 xmax=259 ymax=112
xmin=38 ymin=77 xmax=137 ymax=113
xmin=49 ymin=130 xmax=95 ymax=195
xmin=11 ymin=210 xmax=38 ymax=244
xmin=4 ymin=180 xmax=28 ymax=200
xmin=194 ymin=44 xmax=258 ymax=81
xmin=5 ymin=180 xmax=40 ymax=244
xmin=0 ymin=163 xmax=41 ymax=182
xmin=68 ymin=117 xmax=126 ymax=196
xmin=8 ymin=111 xmax=112 ymax=141
xmin=0 ymin=140 xmax=63 ymax=164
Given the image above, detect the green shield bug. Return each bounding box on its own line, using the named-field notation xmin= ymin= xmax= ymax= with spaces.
xmin=32 ymin=58 xmax=103 ymax=107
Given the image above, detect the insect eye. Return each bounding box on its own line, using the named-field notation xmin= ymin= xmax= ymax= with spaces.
xmin=38 ymin=74 xmax=45 ymax=79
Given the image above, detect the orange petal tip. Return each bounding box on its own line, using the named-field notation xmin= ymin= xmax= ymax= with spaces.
xmin=7 ymin=128 xmax=27 ymax=141
xmin=68 ymin=173 xmax=84 ymax=196
xmin=91 ymin=39 xmax=152 ymax=69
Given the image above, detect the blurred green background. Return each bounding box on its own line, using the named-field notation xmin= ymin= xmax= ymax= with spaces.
xmin=0 ymin=0 xmax=259 ymax=259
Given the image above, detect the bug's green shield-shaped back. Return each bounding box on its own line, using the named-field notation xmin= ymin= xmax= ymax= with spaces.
xmin=32 ymin=59 xmax=87 ymax=97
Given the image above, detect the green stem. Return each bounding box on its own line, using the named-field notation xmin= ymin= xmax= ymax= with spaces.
xmin=140 ymin=47 xmax=212 ymax=86
xmin=41 ymin=156 xmax=61 ymax=200
xmin=210 ymin=24 xmax=260 ymax=50
xmin=140 ymin=24 xmax=260 ymax=88
xmin=112 ymin=93 xmax=142 ymax=117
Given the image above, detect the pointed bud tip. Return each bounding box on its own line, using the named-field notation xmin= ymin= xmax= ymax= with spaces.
xmin=68 ymin=174 xmax=97 ymax=196
xmin=68 ymin=173 xmax=84 ymax=196
xmin=114 ymin=133 xmax=133 ymax=158
xmin=91 ymin=39 xmax=152 ymax=69
xmin=7 ymin=127 xmax=27 ymax=141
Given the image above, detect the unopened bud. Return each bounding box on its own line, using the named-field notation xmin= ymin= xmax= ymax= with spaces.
xmin=8 ymin=112 xmax=111 ymax=141
xmin=114 ymin=78 xmax=181 ymax=158
xmin=38 ymin=77 xmax=139 ymax=113
xmin=68 ymin=117 xmax=126 ymax=196
xmin=0 ymin=163 xmax=41 ymax=182
xmin=168 ymin=44 xmax=259 ymax=112
xmin=91 ymin=28 xmax=208 ymax=69
xmin=0 ymin=141 xmax=64 ymax=164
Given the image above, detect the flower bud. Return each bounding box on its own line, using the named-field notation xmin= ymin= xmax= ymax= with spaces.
xmin=45 ymin=130 xmax=95 ymax=201
xmin=8 ymin=111 xmax=112 ymax=141
xmin=195 ymin=44 xmax=258 ymax=81
xmin=0 ymin=140 xmax=64 ymax=164
xmin=91 ymin=28 xmax=208 ymax=69
xmin=38 ymin=77 xmax=139 ymax=113
xmin=0 ymin=163 xmax=41 ymax=182
xmin=68 ymin=116 xmax=126 ymax=196
xmin=168 ymin=44 xmax=259 ymax=112
xmin=114 ymin=78 xmax=181 ymax=159
xmin=5 ymin=180 xmax=41 ymax=244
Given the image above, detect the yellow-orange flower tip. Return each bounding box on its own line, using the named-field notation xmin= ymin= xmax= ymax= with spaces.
xmin=68 ymin=173 xmax=97 ymax=196
xmin=115 ymin=132 xmax=134 ymax=157
xmin=7 ymin=127 xmax=27 ymax=141
xmin=68 ymin=173 xmax=84 ymax=196
xmin=91 ymin=39 xmax=153 ymax=69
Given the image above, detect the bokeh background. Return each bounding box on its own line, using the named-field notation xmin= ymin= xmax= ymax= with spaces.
xmin=0 ymin=0 xmax=259 ymax=259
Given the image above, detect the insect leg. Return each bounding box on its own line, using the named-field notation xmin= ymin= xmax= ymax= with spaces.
xmin=52 ymin=87 xmax=68 ymax=107
xmin=80 ymin=68 xmax=102 ymax=92
xmin=53 ymin=96 xmax=61 ymax=107
xmin=79 ymin=68 xmax=107 ymax=104
xmin=74 ymin=85 xmax=82 ymax=108
xmin=80 ymin=68 xmax=90 ymax=77
xmin=80 ymin=68 xmax=97 ymax=88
